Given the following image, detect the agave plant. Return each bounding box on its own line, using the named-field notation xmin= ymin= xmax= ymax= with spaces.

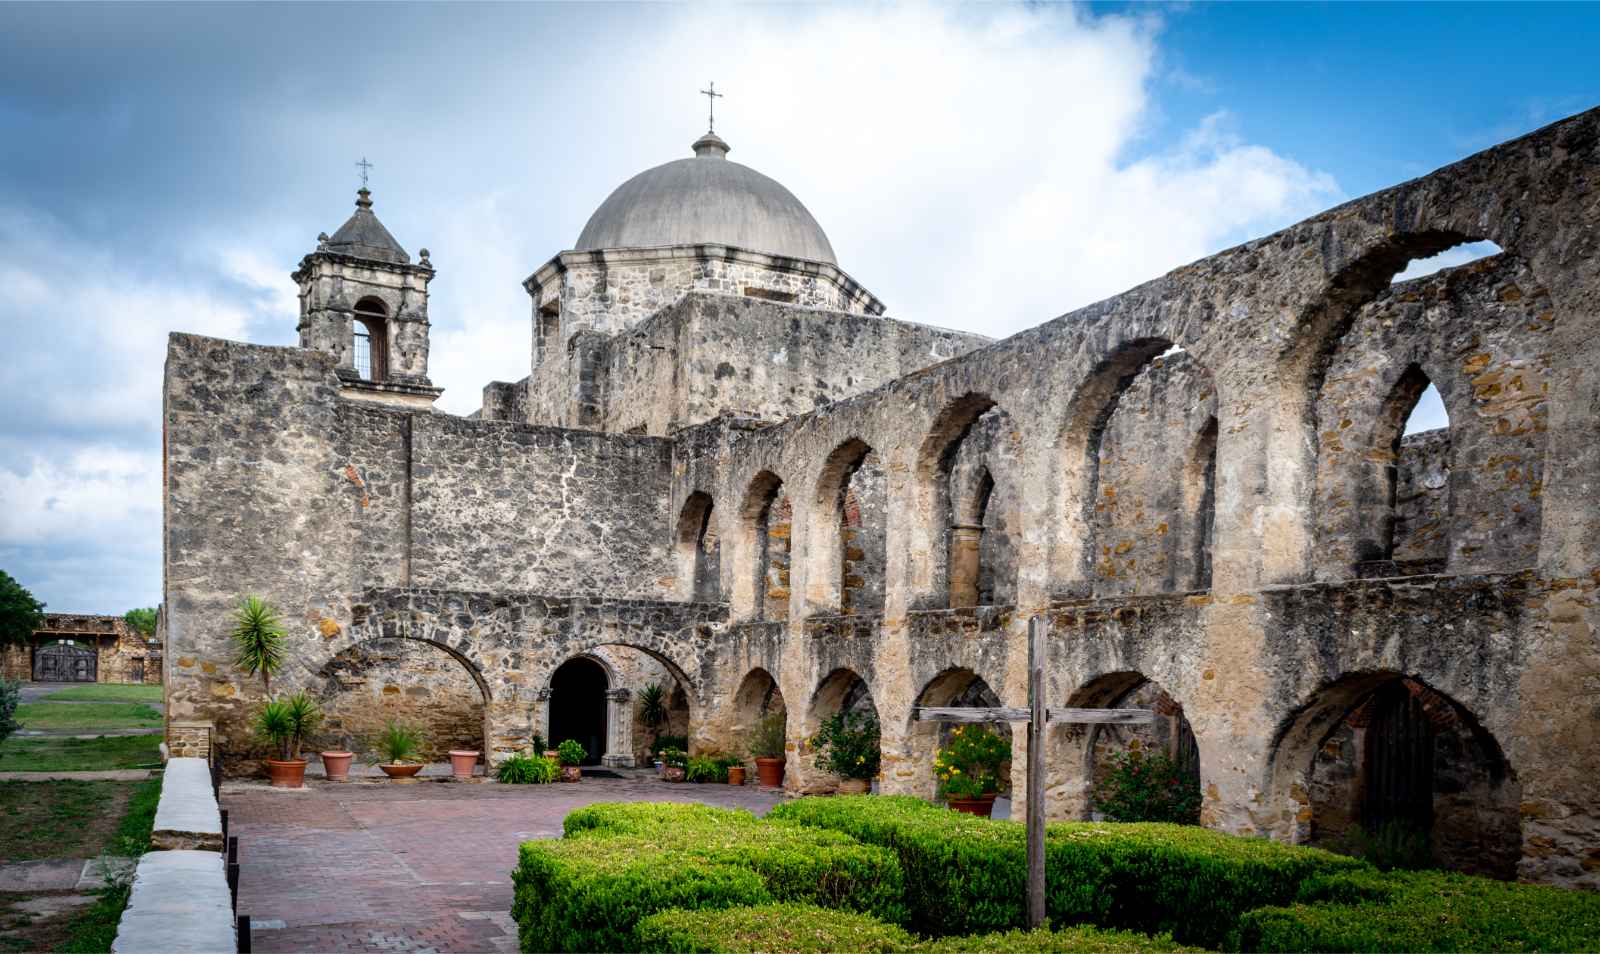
xmin=231 ymin=595 xmax=286 ymax=692
xmin=254 ymin=690 xmax=322 ymax=761
xmin=372 ymin=720 xmax=426 ymax=765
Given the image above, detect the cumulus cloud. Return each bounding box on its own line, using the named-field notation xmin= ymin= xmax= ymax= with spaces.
xmin=0 ymin=3 xmax=1346 ymax=610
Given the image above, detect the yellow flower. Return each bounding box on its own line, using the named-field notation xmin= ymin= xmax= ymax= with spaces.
xmin=951 ymin=767 xmax=961 ymax=774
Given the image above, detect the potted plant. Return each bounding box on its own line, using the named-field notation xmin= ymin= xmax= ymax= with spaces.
xmin=372 ymin=720 xmax=426 ymax=779
xmin=495 ymin=752 xmax=559 ymax=784
xmin=658 ymin=746 xmax=687 ymax=782
xmin=255 ymin=691 xmax=321 ymax=788
xmin=448 ymin=748 xmax=481 ymax=780
xmin=748 ymin=711 xmax=787 ymax=788
xmin=728 ymin=760 xmax=746 ymax=786
xmin=556 ymin=739 xmax=586 ymax=782
xmin=809 ymin=710 xmax=880 ymax=795
xmin=638 ymin=682 xmax=668 ymax=751
xmin=935 ymin=725 xmax=1012 ymax=817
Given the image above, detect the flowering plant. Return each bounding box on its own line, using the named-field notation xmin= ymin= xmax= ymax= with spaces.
xmin=1091 ymin=748 xmax=1201 ymax=824
xmin=935 ymin=725 xmax=1011 ymax=799
xmin=809 ymin=710 xmax=880 ymax=780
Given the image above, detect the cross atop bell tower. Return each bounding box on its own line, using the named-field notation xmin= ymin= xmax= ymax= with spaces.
xmin=699 ymin=81 xmax=723 ymax=133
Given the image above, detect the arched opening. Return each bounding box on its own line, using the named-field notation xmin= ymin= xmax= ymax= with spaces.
xmin=1080 ymin=347 xmax=1218 ymax=596
xmin=314 ymin=637 xmax=489 ymax=761
xmin=1271 ymin=672 xmax=1520 ymax=879
xmin=731 ymin=667 xmax=786 ymax=749
xmin=905 ymin=667 xmax=1010 ymax=803
xmin=742 ymin=472 xmax=791 ymax=622
xmin=1372 ymin=364 xmax=1452 ymax=576
xmin=352 ymin=297 xmax=389 ymax=382
xmin=815 ymin=440 xmax=886 ymax=616
xmin=917 ymin=396 xmax=1022 ymax=609
xmin=801 ymin=667 xmax=879 ymax=793
xmin=676 ymin=492 xmax=721 ymax=602
xmin=549 ymin=656 xmax=609 ymax=766
xmin=1058 ymin=672 xmax=1200 ymax=823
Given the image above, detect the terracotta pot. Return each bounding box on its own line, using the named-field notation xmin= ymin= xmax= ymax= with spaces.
xmin=320 ymin=751 xmax=354 ymax=782
xmin=543 ymin=750 xmax=559 ymax=761
xmin=754 ymin=757 xmax=785 ymax=788
xmin=266 ymin=758 xmax=308 ymax=789
xmin=379 ymin=763 xmax=423 ymax=779
xmin=560 ymin=764 xmax=582 ymax=783
xmin=836 ymin=777 xmax=871 ymax=795
xmin=448 ymin=750 xmax=480 ymax=780
xmin=663 ymin=765 xmax=686 ymax=782
xmin=946 ymin=793 xmax=998 ymax=818
xmin=727 ymin=765 xmax=746 ymax=786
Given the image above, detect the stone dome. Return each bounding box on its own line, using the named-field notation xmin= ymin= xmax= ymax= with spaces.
xmin=575 ymin=133 xmax=837 ymax=264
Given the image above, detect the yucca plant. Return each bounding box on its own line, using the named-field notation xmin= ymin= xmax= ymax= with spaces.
xmin=372 ymin=720 xmax=425 ymax=765
xmin=254 ymin=690 xmax=322 ymax=761
xmin=231 ymin=595 xmax=286 ymax=692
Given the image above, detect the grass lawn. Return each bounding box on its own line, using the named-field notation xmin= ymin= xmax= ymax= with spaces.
xmin=12 ymin=703 xmax=162 ymax=731
xmin=0 ymin=780 xmax=143 ymax=860
xmin=40 ymin=685 xmax=162 ymax=704
xmin=0 ymin=735 xmax=163 ymax=772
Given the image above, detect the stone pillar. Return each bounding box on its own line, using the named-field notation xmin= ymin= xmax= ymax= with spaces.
xmin=603 ymin=688 xmax=635 ymax=767
xmin=948 ymin=524 xmax=984 ymax=608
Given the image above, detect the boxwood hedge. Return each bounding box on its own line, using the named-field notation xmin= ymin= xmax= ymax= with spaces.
xmin=637 ymin=903 xmax=1199 ymax=954
xmin=513 ymin=803 xmax=907 ymax=952
xmin=766 ymin=795 xmax=1365 ymax=946
xmin=1236 ymin=868 xmax=1600 ymax=952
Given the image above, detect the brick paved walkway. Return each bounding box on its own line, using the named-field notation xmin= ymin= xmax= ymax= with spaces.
xmin=224 ymin=772 xmax=787 ymax=953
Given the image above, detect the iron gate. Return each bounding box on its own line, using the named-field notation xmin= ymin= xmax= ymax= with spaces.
xmin=33 ymin=640 xmax=97 ymax=682
xmin=1362 ymin=680 xmax=1435 ymax=832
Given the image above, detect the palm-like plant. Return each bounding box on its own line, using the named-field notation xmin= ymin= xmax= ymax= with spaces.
xmin=373 ymin=720 xmax=425 ymax=765
xmin=254 ymin=690 xmax=322 ymax=761
xmin=638 ymin=683 xmax=667 ymax=747
xmin=231 ymin=595 xmax=286 ymax=692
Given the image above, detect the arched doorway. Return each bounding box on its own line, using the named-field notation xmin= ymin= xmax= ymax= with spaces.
xmin=549 ymin=656 xmax=609 ymax=766
xmin=905 ymin=667 xmax=1011 ymax=803
xmin=314 ymin=637 xmax=490 ymax=761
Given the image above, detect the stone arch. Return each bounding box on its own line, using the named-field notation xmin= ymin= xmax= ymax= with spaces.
xmin=910 ymin=394 xmax=1023 ymax=609
xmin=737 ymin=470 xmax=791 ymax=622
xmin=352 ymin=296 xmax=389 ymax=381
xmin=1183 ymin=416 xmax=1219 ymax=591
xmin=1267 ymin=670 xmax=1521 ymax=879
xmin=540 ymin=641 xmax=699 ymax=766
xmin=310 ymin=634 xmax=492 ymax=762
xmin=1054 ymin=337 xmax=1177 ymax=593
xmin=902 ymin=667 xmax=1010 ymax=803
xmin=731 ymin=666 xmax=787 ymax=750
xmin=1058 ymin=671 xmax=1200 ymax=822
xmin=810 ymin=439 xmax=886 ymax=616
xmin=547 ymin=654 xmax=610 ymax=766
xmin=675 ymin=491 xmax=721 ymax=602
xmin=799 ymin=667 xmax=879 ymax=793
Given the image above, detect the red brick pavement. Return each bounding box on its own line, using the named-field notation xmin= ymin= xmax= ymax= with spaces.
xmin=225 ymin=772 xmax=787 ymax=954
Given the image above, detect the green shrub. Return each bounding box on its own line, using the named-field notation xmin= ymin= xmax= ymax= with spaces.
xmin=496 ymin=753 xmax=558 ymax=784
xmin=557 ymin=739 xmax=587 ymax=766
xmin=0 ymin=677 xmax=20 ymax=754
xmin=748 ymin=711 xmax=787 ymax=760
xmin=1236 ymin=868 xmax=1600 ymax=952
xmin=768 ymin=795 xmax=1365 ymax=946
xmin=253 ymin=690 xmax=321 ymax=761
xmin=1331 ymin=819 xmax=1435 ymax=872
xmin=636 ymin=904 xmax=1200 ymax=954
xmin=514 ymin=803 xmax=907 ymax=951
xmin=687 ymin=755 xmax=726 ymax=783
xmin=935 ymin=725 xmax=1010 ymax=799
xmin=653 ymin=734 xmax=689 ymax=756
xmin=809 ymin=710 xmax=880 ymax=780
xmin=659 ymin=746 xmax=688 ymax=769
xmin=638 ymin=903 xmax=914 ymax=953
xmin=1091 ymin=750 xmax=1200 ymax=825
xmin=370 ymin=719 xmax=424 ymax=764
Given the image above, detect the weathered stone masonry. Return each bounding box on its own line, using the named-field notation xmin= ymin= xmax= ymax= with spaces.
xmin=165 ymin=109 xmax=1600 ymax=889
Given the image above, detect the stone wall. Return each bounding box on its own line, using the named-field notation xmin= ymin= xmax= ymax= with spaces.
xmin=313 ymin=637 xmax=486 ymax=759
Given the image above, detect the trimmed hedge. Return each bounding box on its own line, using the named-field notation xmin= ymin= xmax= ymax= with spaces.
xmin=1236 ymin=868 xmax=1600 ymax=952
xmin=767 ymin=796 xmax=1365 ymax=946
xmin=514 ymin=803 xmax=907 ymax=951
xmin=637 ymin=904 xmax=1199 ymax=954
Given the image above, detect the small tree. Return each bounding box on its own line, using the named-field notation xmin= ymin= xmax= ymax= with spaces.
xmin=0 ymin=570 xmax=45 ymax=649
xmin=0 ymin=678 xmax=22 ymax=758
xmin=637 ymin=683 xmax=668 ymax=748
xmin=123 ymin=607 xmax=159 ymax=641
xmin=230 ymin=596 xmax=286 ymax=692
xmin=254 ymin=691 xmax=322 ymax=762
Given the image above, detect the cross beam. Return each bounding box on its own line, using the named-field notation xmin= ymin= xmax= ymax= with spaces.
xmin=914 ymin=617 xmax=1154 ymax=928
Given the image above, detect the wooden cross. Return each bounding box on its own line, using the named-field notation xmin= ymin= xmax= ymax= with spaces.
xmin=355 ymin=156 xmax=373 ymax=189
xmin=700 ymin=81 xmax=724 ymax=133
xmin=913 ymin=616 xmax=1155 ymax=929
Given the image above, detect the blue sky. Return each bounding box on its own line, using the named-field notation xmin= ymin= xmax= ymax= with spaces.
xmin=0 ymin=2 xmax=1594 ymax=613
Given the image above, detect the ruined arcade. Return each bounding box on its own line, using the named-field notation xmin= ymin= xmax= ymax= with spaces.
xmin=162 ymin=108 xmax=1600 ymax=889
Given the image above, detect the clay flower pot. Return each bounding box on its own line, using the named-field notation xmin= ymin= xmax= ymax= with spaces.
xmin=320 ymin=751 xmax=354 ymax=782
xmin=663 ymin=765 xmax=686 ymax=782
xmin=379 ymin=763 xmax=423 ymax=779
xmin=560 ymin=765 xmax=582 ymax=783
xmin=727 ymin=765 xmax=746 ymax=786
xmin=266 ymin=758 xmax=308 ymax=789
xmin=448 ymin=750 xmax=480 ymax=780
xmin=946 ymin=793 xmax=998 ymax=817
xmin=836 ymin=778 xmax=870 ymax=795
xmin=754 ymin=757 xmax=785 ymax=788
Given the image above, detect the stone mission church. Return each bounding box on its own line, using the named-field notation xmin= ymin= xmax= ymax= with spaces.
xmin=163 ymin=106 xmax=1600 ymax=890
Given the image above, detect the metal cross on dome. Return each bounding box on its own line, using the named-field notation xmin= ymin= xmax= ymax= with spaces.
xmin=356 ymin=156 xmax=373 ymax=189
xmin=700 ymin=81 xmax=724 ymax=133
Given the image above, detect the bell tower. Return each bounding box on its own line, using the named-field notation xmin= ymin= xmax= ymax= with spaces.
xmin=292 ymin=187 xmax=443 ymax=408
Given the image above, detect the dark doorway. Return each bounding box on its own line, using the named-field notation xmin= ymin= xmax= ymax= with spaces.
xmin=1363 ymin=681 xmax=1435 ymax=834
xmin=549 ymin=657 xmax=608 ymax=766
xmin=34 ymin=640 xmax=97 ymax=682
